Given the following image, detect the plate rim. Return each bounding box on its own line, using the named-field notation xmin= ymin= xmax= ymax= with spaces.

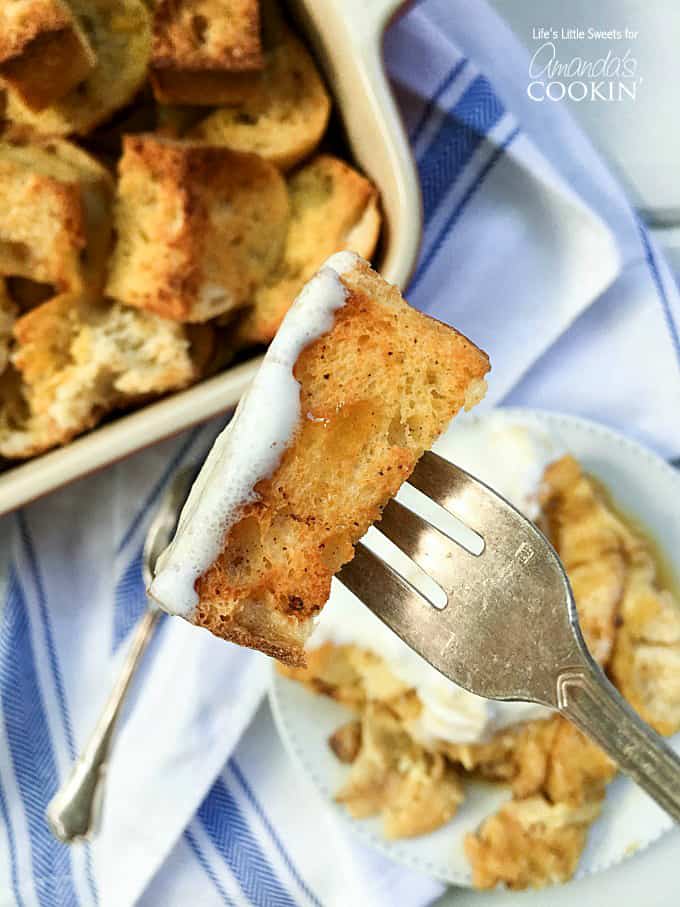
xmin=269 ymin=406 xmax=680 ymax=888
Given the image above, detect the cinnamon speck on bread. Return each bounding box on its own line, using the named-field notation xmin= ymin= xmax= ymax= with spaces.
xmin=163 ymin=255 xmax=489 ymax=665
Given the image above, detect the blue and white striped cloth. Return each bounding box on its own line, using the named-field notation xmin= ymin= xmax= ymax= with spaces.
xmin=1 ymin=1 xmax=679 ymax=905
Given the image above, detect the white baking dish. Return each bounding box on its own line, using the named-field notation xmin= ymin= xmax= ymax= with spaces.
xmin=0 ymin=0 xmax=422 ymax=517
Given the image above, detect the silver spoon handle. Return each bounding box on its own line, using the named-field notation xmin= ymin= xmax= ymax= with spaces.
xmin=47 ymin=607 xmax=161 ymax=842
xmin=556 ymin=657 xmax=680 ymax=823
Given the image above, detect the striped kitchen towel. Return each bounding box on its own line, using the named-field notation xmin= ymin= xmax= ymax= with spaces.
xmin=1 ymin=0 xmax=679 ymax=905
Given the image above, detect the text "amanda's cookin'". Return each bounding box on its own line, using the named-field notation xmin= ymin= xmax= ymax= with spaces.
xmin=527 ymin=41 xmax=641 ymax=103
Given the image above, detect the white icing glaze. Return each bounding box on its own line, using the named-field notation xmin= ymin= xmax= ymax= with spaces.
xmin=150 ymin=251 xmax=362 ymax=616
xmin=308 ymin=414 xmax=564 ymax=744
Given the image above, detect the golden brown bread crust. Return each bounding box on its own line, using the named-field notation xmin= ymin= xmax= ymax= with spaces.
xmin=0 ymin=0 xmax=71 ymax=61
xmin=0 ymin=136 xmax=114 ymax=294
xmin=152 ymin=0 xmax=262 ymax=71
xmin=544 ymin=718 xmax=616 ymax=805
xmin=0 ymin=2 xmax=385 ymax=467
xmin=236 ymin=154 xmax=381 ymax=345
xmin=5 ymin=0 xmax=152 ymax=136
xmin=0 ymin=0 xmax=96 ymax=111
xmin=0 ymin=292 xmax=204 ymax=458
xmin=283 ymin=639 xmax=614 ymax=870
xmin=440 ymin=717 xmax=560 ymax=792
xmin=150 ymin=66 xmax=260 ymax=107
xmin=190 ymin=26 xmax=330 ymax=171
xmin=441 ymin=712 xmax=615 ymax=807
xmin=463 ymin=460 xmax=676 ymax=889
xmin=150 ymin=0 xmax=263 ymax=104
xmin=287 ymin=639 xmax=616 ymax=811
xmin=191 ymin=258 xmax=489 ymax=664
xmin=105 ymin=134 xmax=289 ymax=322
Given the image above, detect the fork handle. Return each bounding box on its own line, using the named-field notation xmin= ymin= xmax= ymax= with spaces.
xmin=556 ymin=658 xmax=680 ymax=823
xmin=47 ymin=607 xmax=161 ymax=842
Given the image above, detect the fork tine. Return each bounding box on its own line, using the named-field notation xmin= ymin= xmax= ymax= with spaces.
xmin=409 ymin=450 xmax=499 ymax=534
xmin=346 ymin=455 xmax=584 ymax=702
xmin=377 ymin=498 xmax=474 ymax=593
xmin=338 ymin=542 xmax=443 ymax=658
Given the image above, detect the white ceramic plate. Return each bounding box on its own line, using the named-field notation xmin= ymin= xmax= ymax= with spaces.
xmin=269 ymin=407 xmax=680 ymax=887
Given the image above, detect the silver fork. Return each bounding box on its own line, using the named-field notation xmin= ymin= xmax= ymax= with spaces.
xmin=339 ymin=451 xmax=680 ymax=822
xmin=48 ymin=452 xmax=680 ymax=842
xmin=46 ymin=466 xmax=198 ymax=843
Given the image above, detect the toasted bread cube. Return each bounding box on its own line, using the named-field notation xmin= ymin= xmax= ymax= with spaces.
xmin=236 ymin=154 xmax=381 ymax=344
xmin=0 ymin=0 xmax=96 ymax=111
xmin=5 ymin=0 xmax=151 ymax=136
xmin=0 ymin=137 xmax=113 ymax=294
xmin=0 ymin=294 xmax=207 ymax=458
xmin=150 ymin=0 xmax=262 ymax=105
xmin=191 ymin=26 xmax=330 ymax=170
xmin=106 ymin=135 xmax=289 ymax=322
xmin=152 ymin=0 xmax=262 ymax=71
xmin=150 ymin=254 xmax=489 ymax=665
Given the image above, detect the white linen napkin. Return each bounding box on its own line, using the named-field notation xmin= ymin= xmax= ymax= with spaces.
xmin=1 ymin=1 xmax=679 ymax=905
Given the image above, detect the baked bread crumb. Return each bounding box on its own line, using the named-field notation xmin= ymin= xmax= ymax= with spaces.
xmin=150 ymin=0 xmax=263 ymax=105
xmin=0 ymin=0 xmax=96 ymax=111
xmin=0 ymin=294 xmax=205 ymax=458
xmin=185 ymin=255 xmax=489 ymax=664
xmin=237 ymin=154 xmax=381 ymax=344
xmin=0 ymin=136 xmax=113 ymax=294
xmin=191 ymin=26 xmax=330 ymax=171
xmin=5 ymin=0 xmax=151 ymax=136
xmin=328 ymin=720 xmax=362 ymax=764
xmin=106 ymin=134 xmax=289 ymax=322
